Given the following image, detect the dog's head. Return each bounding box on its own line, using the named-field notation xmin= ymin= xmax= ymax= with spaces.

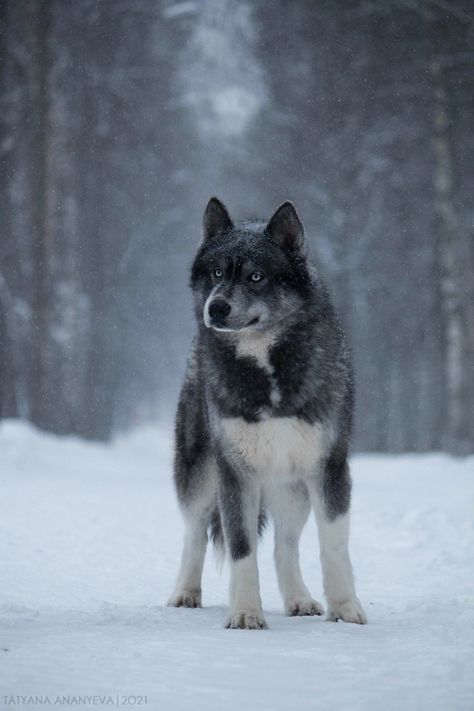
xmin=191 ymin=198 xmax=312 ymax=334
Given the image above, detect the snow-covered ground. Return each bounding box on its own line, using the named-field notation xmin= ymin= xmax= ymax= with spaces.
xmin=1 ymin=420 xmax=473 ymax=711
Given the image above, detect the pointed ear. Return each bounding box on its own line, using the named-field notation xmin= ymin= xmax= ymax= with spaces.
xmin=202 ymin=197 xmax=233 ymax=242
xmin=266 ymin=201 xmax=305 ymax=253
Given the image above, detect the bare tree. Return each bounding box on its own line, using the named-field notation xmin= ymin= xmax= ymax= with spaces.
xmin=425 ymin=0 xmax=471 ymax=449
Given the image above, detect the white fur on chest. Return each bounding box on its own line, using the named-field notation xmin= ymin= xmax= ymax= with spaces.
xmin=220 ymin=416 xmax=331 ymax=479
xmin=235 ymin=331 xmax=281 ymax=406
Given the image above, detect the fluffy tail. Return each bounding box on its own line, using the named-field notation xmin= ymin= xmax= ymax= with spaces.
xmin=208 ymin=507 xmax=268 ymax=571
xmin=209 ymin=509 xmax=226 ymax=571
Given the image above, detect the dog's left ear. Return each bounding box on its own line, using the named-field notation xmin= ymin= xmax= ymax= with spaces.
xmin=202 ymin=197 xmax=233 ymax=243
xmin=266 ymin=201 xmax=305 ymax=253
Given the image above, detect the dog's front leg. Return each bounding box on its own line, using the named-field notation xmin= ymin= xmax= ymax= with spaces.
xmin=217 ymin=454 xmax=267 ymax=630
xmin=308 ymin=457 xmax=367 ymax=625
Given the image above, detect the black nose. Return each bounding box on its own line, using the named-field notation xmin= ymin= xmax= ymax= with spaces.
xmin=208 ymin=299 xmax=231 ymax=322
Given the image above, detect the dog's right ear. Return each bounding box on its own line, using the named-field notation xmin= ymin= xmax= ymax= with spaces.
xmin=202 ymin=197 xmax=233 ymax=243
xmin=266 ymin=201 xmax=305 ymax=253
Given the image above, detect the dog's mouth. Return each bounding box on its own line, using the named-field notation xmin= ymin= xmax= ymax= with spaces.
xmin=211 ymin=316 xmax=260 ymax=333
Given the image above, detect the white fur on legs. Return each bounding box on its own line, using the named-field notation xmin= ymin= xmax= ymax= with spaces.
xmin=168 ymin=516 xmax=208 ymax=608
xmin=311 ymin=493 xmax=367 ymax=624
xmin=221 ymin=476 xmax=267 ymax=630
xmin=226 ymin=550 xmax=267 ymax=629
xmin=266 ymin=483 xmax=324 ymax=616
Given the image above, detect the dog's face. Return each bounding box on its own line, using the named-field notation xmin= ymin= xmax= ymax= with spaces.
xmin=191 ymin=198 xmax=312 ymax=334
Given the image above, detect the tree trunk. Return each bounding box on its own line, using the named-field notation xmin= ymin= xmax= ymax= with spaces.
xmin=425 ymin=3 xmax=465 ymax=450
xmin=28 ymin=0 xmax=54 ymax=429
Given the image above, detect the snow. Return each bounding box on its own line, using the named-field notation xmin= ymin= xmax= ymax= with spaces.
xmin=1 ymin=420 xmax=473 ymax=711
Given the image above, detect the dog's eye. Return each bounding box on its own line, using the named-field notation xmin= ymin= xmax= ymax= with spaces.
xmin=213 ymin=268 xmax=223 ymax=279
xmin=250 ymin=272 xmax=264 ymax=283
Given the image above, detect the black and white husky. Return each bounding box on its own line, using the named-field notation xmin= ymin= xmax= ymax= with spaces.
xmin=168 ymin=198 xmax=366 ymax=629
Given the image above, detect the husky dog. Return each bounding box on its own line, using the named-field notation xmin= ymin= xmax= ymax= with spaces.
xmin=168 ymin=198 xmax=366 ymax=629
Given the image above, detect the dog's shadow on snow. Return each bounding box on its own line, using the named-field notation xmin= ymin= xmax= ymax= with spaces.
xmin=162 ymin=605 xmax=371 ymax=637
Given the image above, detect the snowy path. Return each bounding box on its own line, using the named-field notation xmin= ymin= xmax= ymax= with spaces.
xmin=1 ymin=421 xmax=473 ymax=710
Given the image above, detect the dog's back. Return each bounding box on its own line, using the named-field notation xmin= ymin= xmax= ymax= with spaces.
xmin=169 ymin=198 xmax=366 ymax=629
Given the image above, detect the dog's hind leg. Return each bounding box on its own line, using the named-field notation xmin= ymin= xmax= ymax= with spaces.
xmin=168 ymin=456 xmax=217 ymax=609
xmin=308 ymin=455 xmax=367 ymax=624
xmin=169 ymin=375 xmax=216 ymax=609
xmin=217 ymin=455 xmax=267 ymax=630
xmin=266 ymin=482 xmax=324 ymax=617
xmin=167 ymin=505 xmax=209 ymax=608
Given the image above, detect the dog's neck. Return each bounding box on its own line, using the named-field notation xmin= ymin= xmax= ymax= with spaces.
xmin=233 ymin=328 xmax=278 ymax=371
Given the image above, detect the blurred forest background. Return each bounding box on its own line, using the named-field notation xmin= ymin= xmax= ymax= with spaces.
xmin=0 ymin=0 xmax=473 ymax=453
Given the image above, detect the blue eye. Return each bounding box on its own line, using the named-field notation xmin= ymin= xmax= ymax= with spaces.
xmin=250 ymin=272 xmax=263 ymax=282
xmin=214 ymin=268 xmax=223 ymax=278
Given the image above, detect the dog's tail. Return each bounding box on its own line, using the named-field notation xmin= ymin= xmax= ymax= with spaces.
xmin=208 ymin=507 xmax=268 ymax=572
xmin=209 ymin=509 xmax=226 ymax=571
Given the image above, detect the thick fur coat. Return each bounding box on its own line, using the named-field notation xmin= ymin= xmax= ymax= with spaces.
xmin=168 ymin=198 xmax=366 ymax=629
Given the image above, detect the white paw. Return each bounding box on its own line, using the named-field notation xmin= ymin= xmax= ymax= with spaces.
xmin=225 ymin=609 xmax=268 ymax=630
xmin=286 ymin=597 xmax=324 ymax=617
xmin=167 ymin=589 xmax=202 ymax=608
xmin=327 ymin=598 xmax=367 ymax=624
